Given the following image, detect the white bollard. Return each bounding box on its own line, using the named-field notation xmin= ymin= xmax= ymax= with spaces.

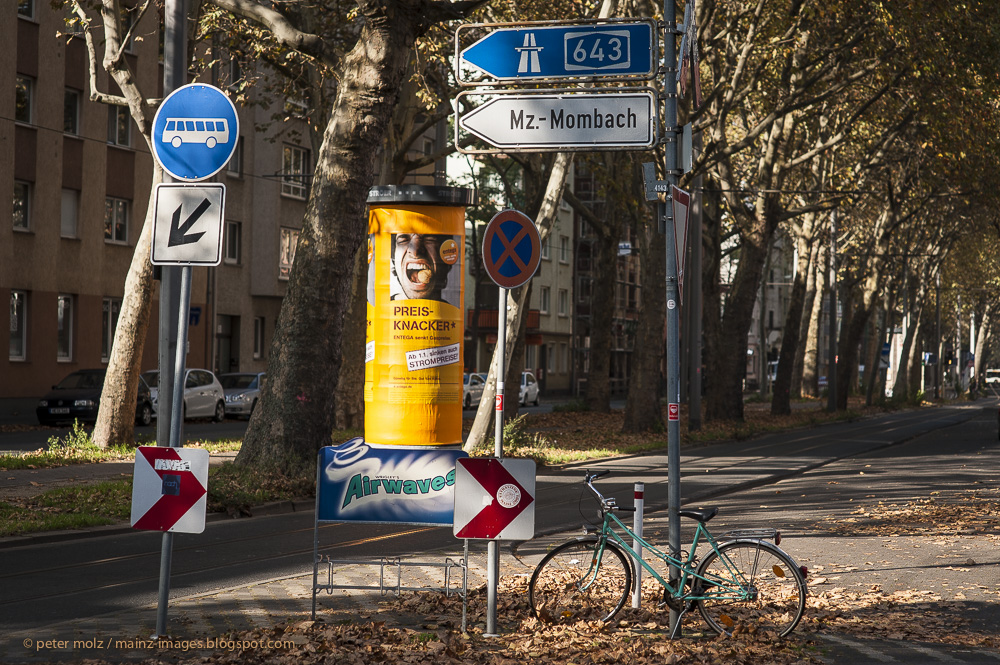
xmin=632 ymin=482 xmax=644 ymax=608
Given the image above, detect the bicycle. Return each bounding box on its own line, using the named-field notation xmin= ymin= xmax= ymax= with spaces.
xmin=528 ymin=470 xmax=808 ymax=638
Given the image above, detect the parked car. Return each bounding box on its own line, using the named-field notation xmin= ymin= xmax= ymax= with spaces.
xmin=36 ymin=369 xmax=153 ymax=427
xmin=463 ymin=372 xmax=485 ymax=409
xmin=140 ymin=369 xmax=226 ymax=422
xmin=520 ymin=371 xmax=540 ymax=406
xmin=219 ymin=372 xmax=266 ymax=418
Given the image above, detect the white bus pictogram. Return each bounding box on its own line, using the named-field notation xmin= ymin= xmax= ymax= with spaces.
xmin=161 ymin=118 xmax=230 ymax=149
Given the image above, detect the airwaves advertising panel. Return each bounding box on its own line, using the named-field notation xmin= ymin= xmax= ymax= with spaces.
xmin=365 ymin=186 xmax=476 ymax=446
xmin=316 ymin=439 xmax=468 ymax=525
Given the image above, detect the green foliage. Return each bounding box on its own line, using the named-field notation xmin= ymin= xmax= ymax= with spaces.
xmin=0 ymin=479 xmax=132 ymax=537
xmin=207 ymin=462 xmax=315 ymax=516
xmin=0 ymin=421 xmax=139 ymax=470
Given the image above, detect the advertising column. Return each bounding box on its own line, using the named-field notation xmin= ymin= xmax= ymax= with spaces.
xmin=365 ymin=186 xmax=477 ymax=447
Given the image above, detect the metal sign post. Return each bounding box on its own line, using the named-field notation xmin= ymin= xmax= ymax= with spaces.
xmin=152 ymin=0 xmax=235 ymax=638
xmin=480 ymin=209 xmax=540 ymax=635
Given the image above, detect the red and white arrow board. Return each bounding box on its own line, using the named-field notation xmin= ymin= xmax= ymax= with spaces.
xmin=453 ymin=458 xmax=535 ymax=540
xmin=130 ymin=446 xmax=209 ymax=533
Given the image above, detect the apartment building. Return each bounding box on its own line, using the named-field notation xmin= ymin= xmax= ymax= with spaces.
xmin=2 ymin=1 xmax=316 ymax=399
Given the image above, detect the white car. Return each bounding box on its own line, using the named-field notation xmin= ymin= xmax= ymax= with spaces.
xmin=519 ymin=371 xmax=540 ymax=406
xmin=463 ymin=372 xmax=485 ymax=409
xmin=140 ymin=368 xmax=226 ymax=422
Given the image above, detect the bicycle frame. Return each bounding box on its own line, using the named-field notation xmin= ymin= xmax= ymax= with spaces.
xmin=595 ymin=508 xmax=753 ymax=605
xmin=579 ymin=477 xmax=762 ymax=606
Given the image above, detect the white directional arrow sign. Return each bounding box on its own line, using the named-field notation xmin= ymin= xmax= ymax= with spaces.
xmin=457 ymin=90 xmax=656 ymax=151
xmin=151 ymin=183 xmax=226 ymax=266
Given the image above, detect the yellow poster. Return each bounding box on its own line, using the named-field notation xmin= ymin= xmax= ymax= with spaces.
xmin=365 ymin=192 xmax=469 ymax=447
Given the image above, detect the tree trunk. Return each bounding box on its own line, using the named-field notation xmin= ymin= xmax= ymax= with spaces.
xmin=771 ymin=245 xmax=808 ymax=415
xmin=93 ymin=180 xmax=159 ymax=447
xmin=464 ymin=154 xmax=571 ymax=452
xmin=584 ymin=227 xmax=618 ymax=413
xmin=334 ymin=244 xmax=367 ymax=431
xmin=794 ymin=239 xmax=823 ymax=398
xmin=623 ymin=207 xmax=666 ymax=433
xmin=705 ymin=227 xmax=769 ymax=422
xmin=700 ymin=182 xmax=724 ymax=416
xmin=91 ymin=0 xmax=159 ymax=448
xmin=237 ymin=1 xmax=431 ymax=469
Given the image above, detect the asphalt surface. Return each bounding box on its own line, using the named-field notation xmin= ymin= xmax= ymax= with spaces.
xmin=2 ymin=401 xmax=999 ymax=664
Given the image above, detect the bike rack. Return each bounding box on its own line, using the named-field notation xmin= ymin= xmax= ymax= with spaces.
xmin=311 ymin=542 xmax=471 ymax=632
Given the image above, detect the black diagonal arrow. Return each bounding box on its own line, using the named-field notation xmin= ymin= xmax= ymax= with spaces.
xmin=168 ymin=198 xmax=211 ymax=246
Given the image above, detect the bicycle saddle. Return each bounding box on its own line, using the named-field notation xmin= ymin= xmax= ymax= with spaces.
xmin=679 ymin=506 xmax=719 ymax=523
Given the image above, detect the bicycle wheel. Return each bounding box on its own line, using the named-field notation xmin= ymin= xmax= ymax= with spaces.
xmin=529 ymin=537 xmax=633 ymax=624
xmin=695 ymin=540 xmax=806 ymax=637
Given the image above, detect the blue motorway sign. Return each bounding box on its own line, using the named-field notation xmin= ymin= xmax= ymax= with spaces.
xmin=151 ymin=84 xmax=239 ymax=182
xmin=459 ymin=21 xmax=656 ymax=81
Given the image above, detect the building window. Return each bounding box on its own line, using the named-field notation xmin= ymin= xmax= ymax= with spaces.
xmin=13 ymin=181 xmax=31 ymax=231
xmin=107 ymin=105 xmax=130 ymax=146
xmin=540 ymin=286 xmax=550 ymax=314
xmin=560 ymin=235 xmax=570 ymax=263
xmin=64 ymin=89 xmax=80 ymax=134
xmin=57 ymin=295 xmax=74 ymax=361
xmin=253 ymin=316 xmax=265 ymax=359
xmin=279 ymin=227 xmax=300 ymax=280
xmin=15 ymin=76 xmax=32 ymax=124
xmin=560 ymin=342 xmax=568 ymax=374
xmin=104 ymin=197 xmax=129 ymax=244
xmin=61 ymin=189 xmax=79 ymax=238
xmin=227 ymin=136 xmax=244 ymax=176
xmin=102 ymin=297 xmax=122 ymax=362
xmin=18 ymin=0 xmax=34 ymax=19
xmin=224 ymin=220 xmax=241 ymax=264
xmin=541 ymin=238 xmax=550 ymax=260
xmin=10 ymin=291 xmax=27 ymax=361
xmin=558 ymin=288 xmax=568 ymax=316
xmin=281 ymin=144 xmax=310 ymax=199
xmin=546 ymin=344 xmax=554 ymax=375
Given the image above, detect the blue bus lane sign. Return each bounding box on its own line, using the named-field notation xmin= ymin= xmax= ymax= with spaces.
xmin=151 ymin=84 xmax=240 ymax=182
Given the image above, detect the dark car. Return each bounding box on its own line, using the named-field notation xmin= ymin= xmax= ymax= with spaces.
xmin=36 ymin=369 xmax=154 ymax=427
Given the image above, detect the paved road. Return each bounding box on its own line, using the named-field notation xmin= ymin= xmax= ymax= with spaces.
xmin=2 ymin=402 xmax=998 ymax=664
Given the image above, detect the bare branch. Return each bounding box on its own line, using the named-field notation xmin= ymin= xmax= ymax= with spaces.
xmin=208 ymin=0 xmax=338 ymax=68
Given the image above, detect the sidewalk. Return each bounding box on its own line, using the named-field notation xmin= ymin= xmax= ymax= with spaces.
xmin=3 ymin=402 xmax=998 ymax=664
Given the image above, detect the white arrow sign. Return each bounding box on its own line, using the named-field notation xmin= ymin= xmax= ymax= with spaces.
xmin=458 ymin=90 xmax=656 ymax=150
xmin=151 ymin=183 xmax=226 ymax=266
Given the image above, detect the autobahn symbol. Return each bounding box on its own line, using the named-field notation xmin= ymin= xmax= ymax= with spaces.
xmin=131 ymin=446 xmax=208 ymax=533
xmin=151 ymin=183 xmax=226 ymax=266
xmin=453 ymin=458 xmax=535 ymax=540
xmin=482 ymin=209 xmax=541 ymax=289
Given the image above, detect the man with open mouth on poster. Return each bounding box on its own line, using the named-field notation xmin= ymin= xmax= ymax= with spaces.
xmin=390 ymin=232 xmax=460 ymax=305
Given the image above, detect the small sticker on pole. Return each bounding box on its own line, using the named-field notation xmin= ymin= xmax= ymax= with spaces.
xmin=495 ymin=394 xmax=504 ymax=411
xmin=668 ymin=403 xmax=680 ymax=421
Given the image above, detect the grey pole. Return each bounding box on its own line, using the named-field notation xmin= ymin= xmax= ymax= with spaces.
xmin=662 ymin=0 xmax=682 ymax=637
xmin=154 ymin=0 xmax=186 ymax=639
xmin=486 ymin=287 xmax=506 ymax=636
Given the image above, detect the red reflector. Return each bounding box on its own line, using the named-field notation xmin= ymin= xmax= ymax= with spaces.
xmin=800 ymin=566 xmax=809 ymax=579
xmin=775 ymin=531 xmax=781 ymax=546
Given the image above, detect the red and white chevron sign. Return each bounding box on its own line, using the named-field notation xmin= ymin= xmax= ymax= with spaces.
xmin=130 ymin=446 xmax=208 ymax=533
xmin=453 ymin=458 xmax=535 ymax=540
